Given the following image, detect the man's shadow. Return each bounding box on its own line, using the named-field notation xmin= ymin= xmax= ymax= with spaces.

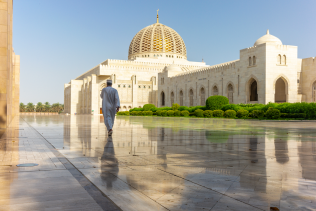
xmin=100 ymin=136 xmax=119 ymax=190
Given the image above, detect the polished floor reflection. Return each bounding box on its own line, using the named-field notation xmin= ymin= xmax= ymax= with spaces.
xmin=2 ymin=115 xmax=316 ymax=211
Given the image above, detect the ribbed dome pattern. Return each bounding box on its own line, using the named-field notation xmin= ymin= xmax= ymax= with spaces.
xmin=128 ymin=23 xmax=187 ymax=60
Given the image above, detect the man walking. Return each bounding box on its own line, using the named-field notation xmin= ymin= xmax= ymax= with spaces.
xmin=100 ymin=80 xmax=120 ymax=136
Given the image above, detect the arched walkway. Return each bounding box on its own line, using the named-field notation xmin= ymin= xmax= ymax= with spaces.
xmin=161 ymin=91 xmax=165 ymax=106
xmin=200 ymin=88 xmax=205 ymax=106
xmin=179 ymin=91 xmax=183 ymax=106
xmin=250 ymin=80 xmax=258 ymax=101
xmin=189 ymin=89 xmax=194 ymax=107
xmin=171 ymin=92 xmax=174 ymax=105
xmin=275 ymin=78 xmax=287 ymax=103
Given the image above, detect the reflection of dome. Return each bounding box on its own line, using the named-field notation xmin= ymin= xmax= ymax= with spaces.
xmin=128 ymin=18 xmax=187 ymax=60
xmin=254 ymin=30 xmax=282 ymax=46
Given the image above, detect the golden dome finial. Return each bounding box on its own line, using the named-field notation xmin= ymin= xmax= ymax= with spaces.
xmin=157 ymin=9 xmax=159 ymax=23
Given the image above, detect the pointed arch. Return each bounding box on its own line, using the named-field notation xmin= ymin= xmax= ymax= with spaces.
xmin=189 ymin=89 xmax=194 ymax=107
xmin=200 ymin=87 xmax=205 ymax=106
xmin=170 ymin=91 xmax=175 ymax=105
xmin=274 ymin=75 xmax=289 ymax=103
xmin=277 ymin=54 xmax=281 ymax=64
xmin=249 ymin=57 xmax=252 ymax=66
xmin=246 ymin=76 xmax=259 ymax=102
xmin=227 ymin=83 xmax=234 ymax=103
xmin=282 ymin=55 xmax=286 ymax=65
xmin=179 ymin=89 xmax=184 ymax=106
xmin=161 ymin=91 xmax=165 ymax=106
xmin=212 ymin=85 xmax=219 ymax=96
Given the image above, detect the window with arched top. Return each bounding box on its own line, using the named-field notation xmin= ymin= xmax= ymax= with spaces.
xmin=249 ymin=57 xmax=252 ymax=66
xmin=282 ymin=55 xmax=286 ymax=65
xmin=212 ymin=86 xmax=219 ymax=96
xmin=171 ymin=92 xmax=174 ymax=105
xmin=227 ymin=84 xmax=234 ymax=103
xmin=189 ymin=89 xmax=194 ymax=107
xmin=277 ymin=54 xmax=281 ymax=64
xmin=200 ymin=88 xmax=205 ymax=106
xmin=179 ymin=90 xmax=183 ymax=106
xmin=253 ymin=56 xmax=256 ymax=65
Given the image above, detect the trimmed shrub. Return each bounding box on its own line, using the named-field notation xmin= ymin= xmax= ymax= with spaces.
xmin=167 ymin=110 xmax=175 ymax=116
xmin=136 ymin=111 xmax=143 ymax=116
xmin=213 ymin=110 xmax=224 ymax=117
xmin=172 ymin=103 xmax=180 ymax=111
xmin=174 ymin=110 xmax=181 ymax=116
xmin=161 ymin=110 xmax=168 ymax=117
xmin=206 ymin=96 xmax=229 ymax=110
xmin=194 ymin=109 xmax=204 ymax=117
xmin=143 ymin=111 xmax=153 ymax=116
xmin=181 ymin=110 xmax=190 ymax=117
xmin=178 ymin=106 xmax=190 ymax=111
xmin=129 ymin=107 xmax=143 ymax=112
xmin=265 ymin=107 xmax=281 ymax=119
xmin=143 ymin=104 xmax=155 ymax=111
xmin=117 ymin=111 xmax=130 ymax=116
xmin=221 ymin=104 xmax=241 ymax=112
xmin=203 ymin=110 xmax=213 ymax=118
xmin=236 ymin=109 xmax=249 ymax=118
xmin=252 ymin=110 xmax=265 ymax=118
xmin=224 ymin=110 xmax=236 ymax=118
xmin=130 ymin=111 xmax=137 ymax=116
xmin=156 ymin=110 xmax=162 ymax=116
xmin=262 ymin=102 xmax=278 ymax=112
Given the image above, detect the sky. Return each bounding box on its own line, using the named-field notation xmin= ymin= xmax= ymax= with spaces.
xmin=14 ymin=0 xmax=316 ymax=104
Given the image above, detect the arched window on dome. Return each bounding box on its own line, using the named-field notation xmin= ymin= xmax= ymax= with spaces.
xmin=253 ymin=56 xmax=256 ymax=65
xmin=282 ymin=55 xmax=286 ymax=65
xmin=249 ymin=57 xmax=252 ymax=66
xmin=277 ymin=54 xmax=281 ymax=64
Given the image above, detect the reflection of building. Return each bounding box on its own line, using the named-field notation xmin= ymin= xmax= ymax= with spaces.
xmin=0 ymin=0 xmax=20 ymax=128
xmin=64 ymin=13 xmax=207 ymax=115
xmin=158 ymin=30 xmax=316 ymax=106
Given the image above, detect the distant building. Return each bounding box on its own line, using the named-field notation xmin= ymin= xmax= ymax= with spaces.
xmin=64 ymin=16 xmax=316 ymax=115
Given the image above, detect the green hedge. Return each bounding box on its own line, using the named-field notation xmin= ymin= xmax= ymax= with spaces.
xmin=206 ymin=96 xmax=229 ymax=110
xmin=122 ymin=102 xmax=316 ymax=120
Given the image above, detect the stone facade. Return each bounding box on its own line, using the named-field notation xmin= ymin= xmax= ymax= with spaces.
xmin=64 ymin=22 xmax=316 ymax=114
xmin=0 ymin=0 xmax=20 ymax=128
xmin=158 ymin=30 xmax=316 ymax=107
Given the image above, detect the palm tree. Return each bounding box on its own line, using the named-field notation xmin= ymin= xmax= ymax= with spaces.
xmin=36 ymin=102 xmax=44 ymax=112
xmin=26 ymin=103 xmax=35 ymax=112
xmin=44 ymin=102 xmax=51 ymax=112
xmin=51 ymin=103 xmax=64 ymax=113
xmin=20 ymin=103 xmax=26 ymax=112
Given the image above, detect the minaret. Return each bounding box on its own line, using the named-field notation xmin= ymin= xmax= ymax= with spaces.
xmin=157 ymin=9 xmax=159 ymax=23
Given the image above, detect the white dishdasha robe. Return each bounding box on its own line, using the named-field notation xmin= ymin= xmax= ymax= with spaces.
xmin=100 ymin=87 xmax=120 ymax=131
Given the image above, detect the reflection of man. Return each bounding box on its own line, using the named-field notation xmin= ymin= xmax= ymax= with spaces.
xmin=101 ymin=137 xmax=119 ymax=190
xmin=100 ymin=80 xmax=120 ymax=136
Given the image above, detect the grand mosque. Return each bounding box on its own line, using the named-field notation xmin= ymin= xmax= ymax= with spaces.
xmin=64 ymin=13 xmax=316 ymax=114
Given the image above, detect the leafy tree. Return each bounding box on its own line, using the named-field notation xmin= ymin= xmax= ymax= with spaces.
xmin=36 ymin=102 xmax=44 ymax=112
xmin=20 ymin=103 xmax=26 ymax=112
xmin=26 ymin=102 xmax=35 ymax=112
xmin=51 ymin=103 xmax=64 ymax=113
xmin=44 ymin=102 xmax=51 ymax=112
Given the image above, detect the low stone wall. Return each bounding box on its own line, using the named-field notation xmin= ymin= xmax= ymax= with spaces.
xmin=20 ymin=112 xmax=59 ymax=115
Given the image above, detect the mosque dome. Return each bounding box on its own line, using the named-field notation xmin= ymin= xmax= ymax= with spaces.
xmin=128 ymin=15 xmax=187 ymax=60
xmin=254 ymin=30 xmax=282 ymax=46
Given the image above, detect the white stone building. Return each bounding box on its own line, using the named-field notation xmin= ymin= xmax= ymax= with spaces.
xmin=64 ymin=15 xmax=208 ymax=114
xmin=158 ymin=30 xmax=316 ymax=107
xmin=64 ymin=16 xmax=316 ymax=114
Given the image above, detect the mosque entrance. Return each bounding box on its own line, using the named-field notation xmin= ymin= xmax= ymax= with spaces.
xmin=275 ymin=78 xmax=287 ymax=103
xmin=250 ymin=81 xmax=258 ymax=101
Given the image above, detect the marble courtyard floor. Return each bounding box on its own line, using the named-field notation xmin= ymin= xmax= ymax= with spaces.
xmin=1 ymin=115 xmax=316 ymax=211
